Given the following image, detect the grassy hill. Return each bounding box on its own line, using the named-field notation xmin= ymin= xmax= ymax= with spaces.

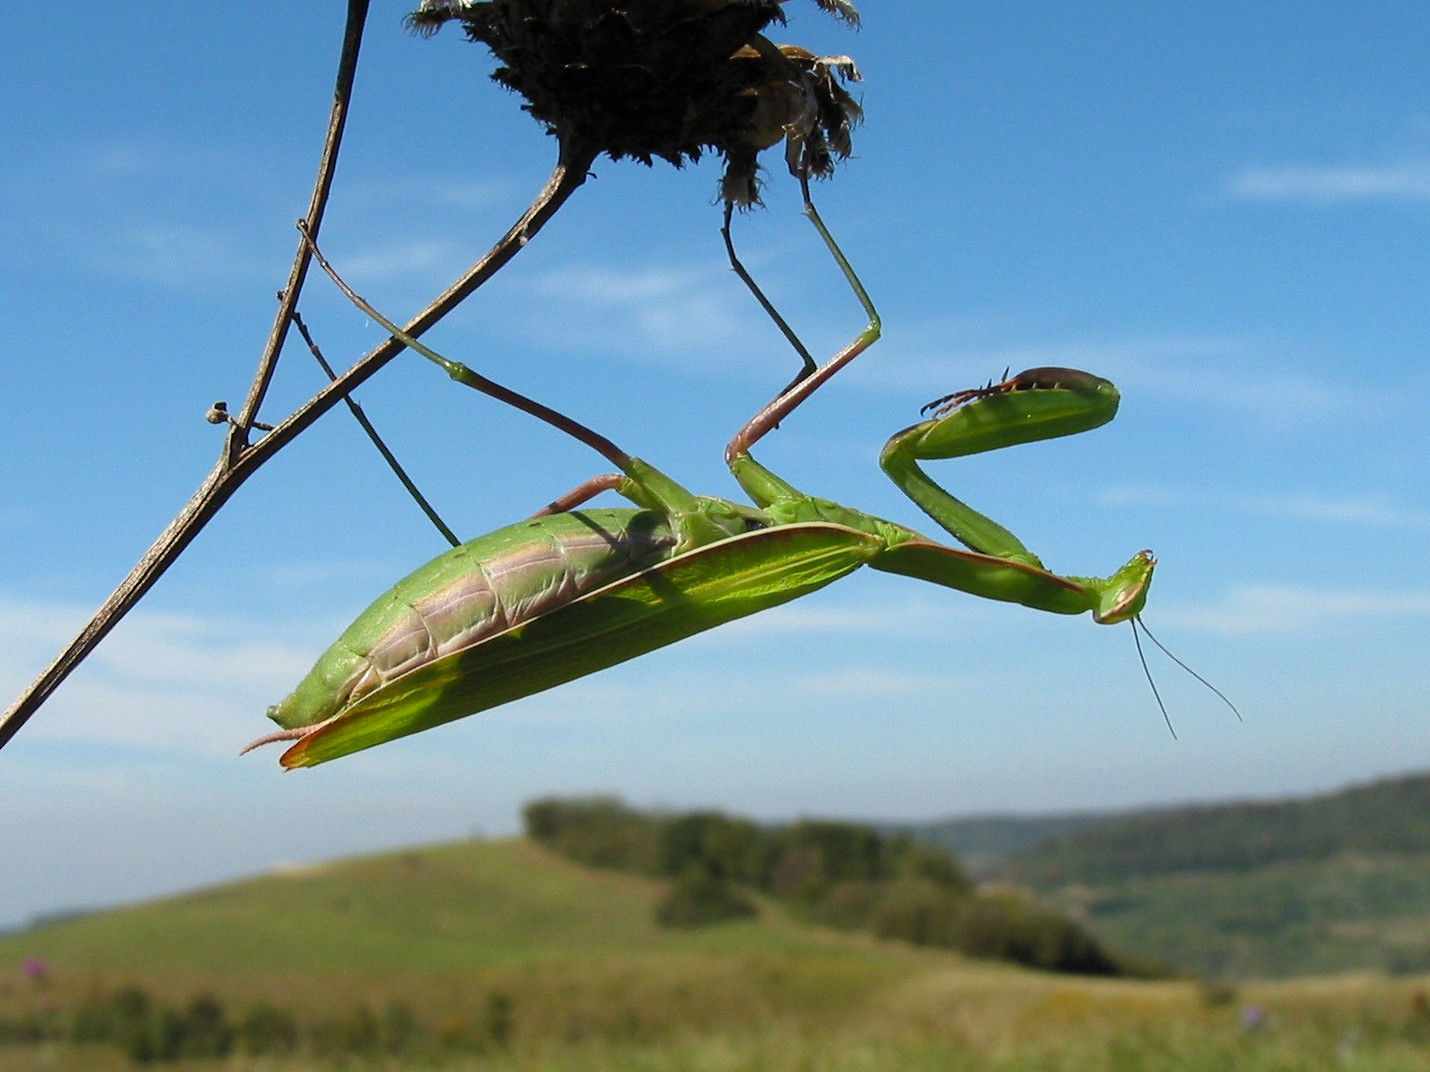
xmin=909 ymin=772 xmax=1430 ymax=979
xmin=0 ymin=838 xmax=1164 ymax=1050
xmin=11 ymin=839 xmax=832 ymax=983
xmin=2 ymin=837 xmax=1428 ymax=1070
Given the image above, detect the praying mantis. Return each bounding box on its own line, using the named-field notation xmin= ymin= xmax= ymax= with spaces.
xmin=246 ymin=196 xmax=1160 ymax=768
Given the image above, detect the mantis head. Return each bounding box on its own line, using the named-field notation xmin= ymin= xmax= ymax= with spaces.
xmin=1084 ymin=550 xmax=1156 ymax=625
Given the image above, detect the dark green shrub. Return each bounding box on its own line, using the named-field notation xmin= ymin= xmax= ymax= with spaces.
xmin=483 ymin=991 xmax=515 ymax=1049
xmin=891 ymin=841 xmax=974 ymax=893
xmin=803 ymin=879 xmax=882 ymax=930
xmin=70 ymin=986 xmax=151 ymax=1044
xmin=762 ymin=841 xmax=828 ymax=901
xmin=122 ymin=994 xmax=234 ymax=1063
xmin=523 ymin=796 xmax=661 ymax=873
xmin=379 ymin=999 xmax=423 ymax=1054
xmin=869 ymin=877 xmax=961 ymax=946
xmin=761 ymin=820 xmax=891 ymax=899
xmin=0 ymin=1006 xmax=63 ymax=1044
xmin=656 ymin=868 xmax=758 ymax=927
xmin=658 ymin=810 xmax=763 ymax=881
xmin=309 ymin=1005 xmax=380 ymax=1057
xmin=236 ymin=1000 xmax=299 ymax=1055
xmin=951 ymin=893 xmax=1120 ymax=975
xmin=174 ymin=994 xmax=233 ymax=1058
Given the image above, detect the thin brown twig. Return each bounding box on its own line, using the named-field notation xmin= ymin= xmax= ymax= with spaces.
xmin=232 ymin=0 xmax=371 ymax=459
xmin=0 ymin=3 xmax=597 ymax=753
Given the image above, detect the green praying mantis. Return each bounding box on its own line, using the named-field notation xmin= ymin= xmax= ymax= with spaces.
xmin=245 ymin=194 xmax=1188 ymax=768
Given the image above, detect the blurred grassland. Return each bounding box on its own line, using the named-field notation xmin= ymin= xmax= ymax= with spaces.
xmin=0 ymin=838 xmax=1425 ymax=1070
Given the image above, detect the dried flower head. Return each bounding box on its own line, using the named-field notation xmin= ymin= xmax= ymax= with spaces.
xmin=406 ymin=0 xmax=863 ymax=205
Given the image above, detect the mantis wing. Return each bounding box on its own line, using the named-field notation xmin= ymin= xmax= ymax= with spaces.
xmin=280 ymin=523 xmax=881 ymax=767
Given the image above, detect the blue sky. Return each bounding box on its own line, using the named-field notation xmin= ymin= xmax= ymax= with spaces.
xmin=2 ymin=2 xmax=1428 ymax=929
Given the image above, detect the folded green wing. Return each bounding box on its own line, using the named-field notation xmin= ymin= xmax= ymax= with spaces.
xmin=281 ymin=523 xmax=881 ymax=767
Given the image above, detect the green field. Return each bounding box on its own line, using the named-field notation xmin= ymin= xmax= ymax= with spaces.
xmin=2 ymin=838 xmax=1427 ymax=1069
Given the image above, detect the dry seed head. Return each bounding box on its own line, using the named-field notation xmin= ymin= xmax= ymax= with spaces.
xmin=406 ymin=0 xmax=862 ymax=205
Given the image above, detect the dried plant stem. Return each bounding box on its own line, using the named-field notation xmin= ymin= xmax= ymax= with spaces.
xmin=232 ymin=0 xmax=372 ymax=448
xmin=0 ymin=2 xmax=596 ymax=752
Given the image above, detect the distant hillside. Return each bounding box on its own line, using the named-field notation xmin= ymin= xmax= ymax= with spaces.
xmin=1 ymin=839 xmax=683 ymax=978
xmin=955 ymin=771 xmax=1430 ymax=979
xmin=898 ymin=814 xmax=1116 ymax=877
xmin=1042 ymin=853 xmax=1430 ymax=979
xmin=997 ymin=772 xmax=1430 ymax=887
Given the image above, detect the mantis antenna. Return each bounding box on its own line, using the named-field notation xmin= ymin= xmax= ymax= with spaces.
xmin=1131 ymin=618 xmax=1244 ymax=738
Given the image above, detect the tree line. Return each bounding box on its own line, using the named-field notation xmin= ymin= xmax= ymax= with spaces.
xmin=523 ymin=796 xmax=1146 ymax=976
xmin=999 ymin=772 xmax=1430 ymax=886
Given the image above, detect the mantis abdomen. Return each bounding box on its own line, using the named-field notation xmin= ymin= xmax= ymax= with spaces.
xmin=267 ymin=509 xmax=677 ymax=731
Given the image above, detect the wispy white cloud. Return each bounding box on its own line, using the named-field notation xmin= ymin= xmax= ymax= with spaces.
xmin=82 ymin=224 xmax=274 ymax=288
xmin=0 ymin=598 xmax=316 ymax=755
xmin=480 ymin=661 xmax=964 ymax=731
xmin=334 ymin=176 xmax=510 ymax=214
xmin=11 ymin=142 xmax=509 ymax=291
xmin=856 ymin=329 xmax=1351 ymax=425
xmin=258 ymin=560 xmax=400 ymax=589
xmin=0 ymin=141 xmax=291 ymax=288
xmin=324 ymin=238 xmax=465 ymax=280
xmin=1164 ymin=584 xmax=1430 ymax=636
xmin=535 ymin=263 xmax=722 ymax=304
xmin=1225 ymin=160 xmax=1430 ymax=204
xmin=516 ymin=260 xmax=777 ymax=372
xmin=1103 ymin=485 xmax=1430 ymax=530
xmin=73 ymin=142 xmax=264 ymax=186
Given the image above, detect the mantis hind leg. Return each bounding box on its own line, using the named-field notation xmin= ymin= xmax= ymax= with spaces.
xmin=300 ymin=227 xmax=737 ymax=544
xmin=722 ymin=201 xmax=819 ymax=396
xmin=725 ymin=172 xmax=882 ymax=465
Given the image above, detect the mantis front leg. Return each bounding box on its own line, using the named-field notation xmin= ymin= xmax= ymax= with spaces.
xmin=880 ymin=368 xmax=1121 ymax=564
xmin=874 ymin=367 xmax=1154 ymax=624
